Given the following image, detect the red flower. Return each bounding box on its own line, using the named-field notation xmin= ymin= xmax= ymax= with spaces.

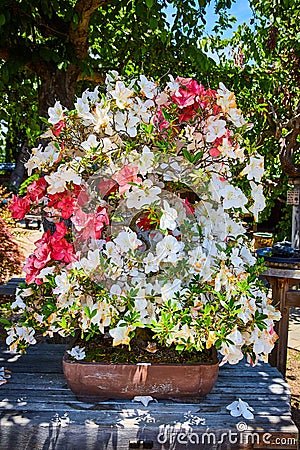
xmin=56 ymin=196 xmax=76 ymax=219
xmin=137 ymin=214 xmax=153 ymax=231
xmin=51 ymin=238 xmax=75 ymax=263
xmin=48 ymin=190 xmax=77 ymax=219
xmin=27 ymin=177 xmax=47 ymax=203
xmin=9 ymin=195 xmax=31 ymax=219
xmin=52 ymin=120 xmax=66 ymax=137
xmin=52 ymin=222 xmax=68 ymax=240
xmin=24 ymin=223 xmax=76 ymax=283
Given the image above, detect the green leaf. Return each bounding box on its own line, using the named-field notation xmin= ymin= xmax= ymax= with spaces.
xmin=2 ymin=66 xmax=9 ymax=84
xmin=146 ymin=0 xmax=154 ymax=8
xmin=193 ymin=152 xmax=203 ymax=162
xmin=182 ymin=149 xmax=194 ymax=163
xmin=0 ymin=14 xmax=5 ymax=26
xmin=0 ymin=318 xmax=11 ymax=327
xmin=60 ymin=317 xmax=67 ymax=329
xmin=84 ymin=306 xmax=91 ymax=318
xmin=90 ymin=309 xmax=98 ymax=319
xmin=71 ymin=12 xmax=79 ymax=30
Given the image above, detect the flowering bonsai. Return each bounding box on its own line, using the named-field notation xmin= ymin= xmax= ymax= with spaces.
xmin=5 ymin=72 xmax=280 ymax=367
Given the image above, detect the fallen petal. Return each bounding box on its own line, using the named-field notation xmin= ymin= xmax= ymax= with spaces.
xmin=132 ymin=396 xmax=155 ymax=407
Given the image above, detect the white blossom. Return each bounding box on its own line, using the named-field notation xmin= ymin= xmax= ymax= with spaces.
xmin=160 ymin=200 xmax=178 ymax=231
xmin=240 ymin=154 xmax=264 ymax=182
xmin=67 ymin=346 xmax=86 ymax=360
xmin=226 ymin=399 xmax=254 ymax=420
xmin=48 ymin=101 xmax=66 ymax=124
xmin=45 ymin=164 xmax=82 ymax=194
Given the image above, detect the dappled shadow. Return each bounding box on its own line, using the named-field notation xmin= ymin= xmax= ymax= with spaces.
xmin=290 ymin=308 xmax=300 ymax=326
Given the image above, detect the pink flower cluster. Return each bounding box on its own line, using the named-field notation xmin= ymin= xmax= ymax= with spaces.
xmin=9 ymin=178 xmax=47 ymax=219
xmin=23 ymin=222 xmax=75 ymax=284
xmin=112 ymin=166 xmax=142 ymax=194
xmin=71 ymin=206 xmax=109 ymax=240
xmin=154 ymin=77 xmax=228 ymax=158
xmin=47 ymin=185 xmax=83 ymax=220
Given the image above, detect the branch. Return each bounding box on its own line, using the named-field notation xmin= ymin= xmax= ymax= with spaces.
xmin=69 ymin=0 xmax=109 ymax=61
xmin=0 ymin=44 xmax=51 ymax=79
xmin=0 ymin=48 xmax=10 ymax=61
xmin=267 ymin=101 xmax=282 ymax=139
xmin=77 ymin=70 xmax=105 ymax=84
xmin=279 ymin=123 xmax=300 ymax=177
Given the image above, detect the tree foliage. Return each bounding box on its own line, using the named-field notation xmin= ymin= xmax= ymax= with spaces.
xmin=0 ymin=0 xmax=234 ymax=156
xmin=204 ymin=0 xmax=300 ymax=237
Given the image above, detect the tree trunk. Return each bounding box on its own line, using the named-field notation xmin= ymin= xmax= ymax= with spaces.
xmin=9 ymin=140 xmax=30 ymax=189
xmin=10 ymin=65 xmax=80 ymax=189
xmin=38 ymin=64 xmax=80 ymax=117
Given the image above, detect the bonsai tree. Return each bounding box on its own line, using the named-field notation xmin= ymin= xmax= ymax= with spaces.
xmin=5 ymin=73 xmax=280 ymax=366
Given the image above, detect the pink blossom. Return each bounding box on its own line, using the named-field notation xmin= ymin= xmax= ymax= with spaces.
xmin=210 ymin=147 xmax=221 ymax=158
xmin=94 ymin=207 xmax=109 ymax=239
xmin=27 ymin=178 xmax=47 ymax=203
xmin=9 ymin=195 xmax=31 ymax=219
xmin=172 ymin=89 xmax=195 ymax=109
xmin=184 ymin=198 xmax=194 ymax=215
xmin=52 ymin=120 xmax=66 ymax=137
xmin=78 ymin=216 xmax=95 ymax=240
xmin=24 ymin=224 xmax=76 ymax=283
xmin=33 ymin=243 xmax=52 ymax=269
xmin=23 ymin=255 xmax=42 ymax=284
xmin=71 ymin=207 xmax=90 ymax=232
xmin=176 ymin=77 xmax=206 ymax=96
xmin=98 ymin=179 xmax=118 ymax=198
xmin=112 ymin=166 xmax=142 ymax=194
xmin=72 ymin=206 xmax=109 ymax=240
xmin=269 ymin=324 xmax=275 ymax=336
xmin=152 ymin=109 xmax=170 ymax=131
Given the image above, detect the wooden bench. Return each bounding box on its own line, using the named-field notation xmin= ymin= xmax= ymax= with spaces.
xmin=0 ymin=344 xmax=298 ymax=449
xmin=0 ymin=278 xmax=24 ymax=301
xmin=24 ymin=214 xmax=42 ymax=229
xmin=264 ymin=268 xmax=300 ymax=376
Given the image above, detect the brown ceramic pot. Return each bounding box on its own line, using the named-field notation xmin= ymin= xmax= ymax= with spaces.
xmin=62 ymin=351 xmax=219 ymax=402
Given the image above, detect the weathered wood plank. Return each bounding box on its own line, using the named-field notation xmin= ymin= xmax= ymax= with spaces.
xmin=0 ymin=344 xmax=298 ymax=450
xmin=286 ymin=289 xmax=300 ymax=308
xmin=0 ymin=390 xmax=291 ymax=409
xmin=0 ymin=408 xmax=295 ymax=429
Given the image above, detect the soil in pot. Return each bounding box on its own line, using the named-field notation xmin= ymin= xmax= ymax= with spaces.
xmin=63 ymin=332 xmax=219 ymax=402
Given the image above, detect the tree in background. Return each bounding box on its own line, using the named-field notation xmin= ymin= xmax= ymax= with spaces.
xmin=205 ymin=0 xmax=300 ymax=238
xmin=0 ymin=0 xmax=235 ymax=171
